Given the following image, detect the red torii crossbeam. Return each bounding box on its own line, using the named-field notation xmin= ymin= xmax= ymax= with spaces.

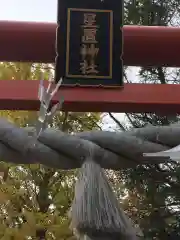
xmin=0 ymin=81 xmax=180 ymax=114
xmin=1 ymin=21 xmax=180 ymax=66
xmin=0 ymin=21 xmax=180 ymax=113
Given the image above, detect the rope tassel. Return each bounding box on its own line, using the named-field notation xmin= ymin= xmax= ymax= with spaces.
xmin=70 ymin=158 xmax=140 ymax=239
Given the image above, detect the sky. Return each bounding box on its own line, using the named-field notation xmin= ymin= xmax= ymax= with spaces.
xmin=0 ymin=0 xmax=58 ymax=22
xmin=0 ymin=0 xmax=139 ymax=130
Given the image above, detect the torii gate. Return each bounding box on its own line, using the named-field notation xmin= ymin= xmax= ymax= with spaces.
xmin=0 ymin=21 xmax=180 ymax=114
xmin=0 ymin=20 xmax=180 ymax=239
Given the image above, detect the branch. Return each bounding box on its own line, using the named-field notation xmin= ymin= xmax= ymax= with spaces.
xmin=125 ymin=113 xmax=139 ymax=128
xmin=61 ymin=112 xmax=69 ymax=132
xmin=108 ymin=113 xmax=126 ymax=131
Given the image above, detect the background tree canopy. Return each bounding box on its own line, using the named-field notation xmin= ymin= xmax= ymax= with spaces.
xmin=0 ymin=0 xmax=180 ymax=239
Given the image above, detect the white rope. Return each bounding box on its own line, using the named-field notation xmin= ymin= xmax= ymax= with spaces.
xmin=0 ymin=118 xmax=178 ymax=169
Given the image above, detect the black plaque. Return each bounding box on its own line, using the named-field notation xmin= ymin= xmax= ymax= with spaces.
xmin=55 ymin=0 xmax=123 ymax=86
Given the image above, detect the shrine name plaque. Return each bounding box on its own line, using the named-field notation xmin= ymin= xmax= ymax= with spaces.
xmin=56 ymin=0 xmax=123 ymax=86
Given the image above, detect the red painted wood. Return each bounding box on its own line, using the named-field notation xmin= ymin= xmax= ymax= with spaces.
xmin=0 ymin=21 xmax=180 ymax=67
xmin=0 ymin=80 xmax=180 ymax=113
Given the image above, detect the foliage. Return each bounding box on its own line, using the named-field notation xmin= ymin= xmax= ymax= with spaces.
xmin=106 ymin=1 xmax=180 ymax=239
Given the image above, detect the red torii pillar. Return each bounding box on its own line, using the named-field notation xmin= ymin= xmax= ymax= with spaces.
xmin=0 ymin=21 xmax=180 ymax=113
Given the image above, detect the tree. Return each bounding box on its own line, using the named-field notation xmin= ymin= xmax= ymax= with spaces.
xmin=107 ymin=1 xmax=180 ymax=239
